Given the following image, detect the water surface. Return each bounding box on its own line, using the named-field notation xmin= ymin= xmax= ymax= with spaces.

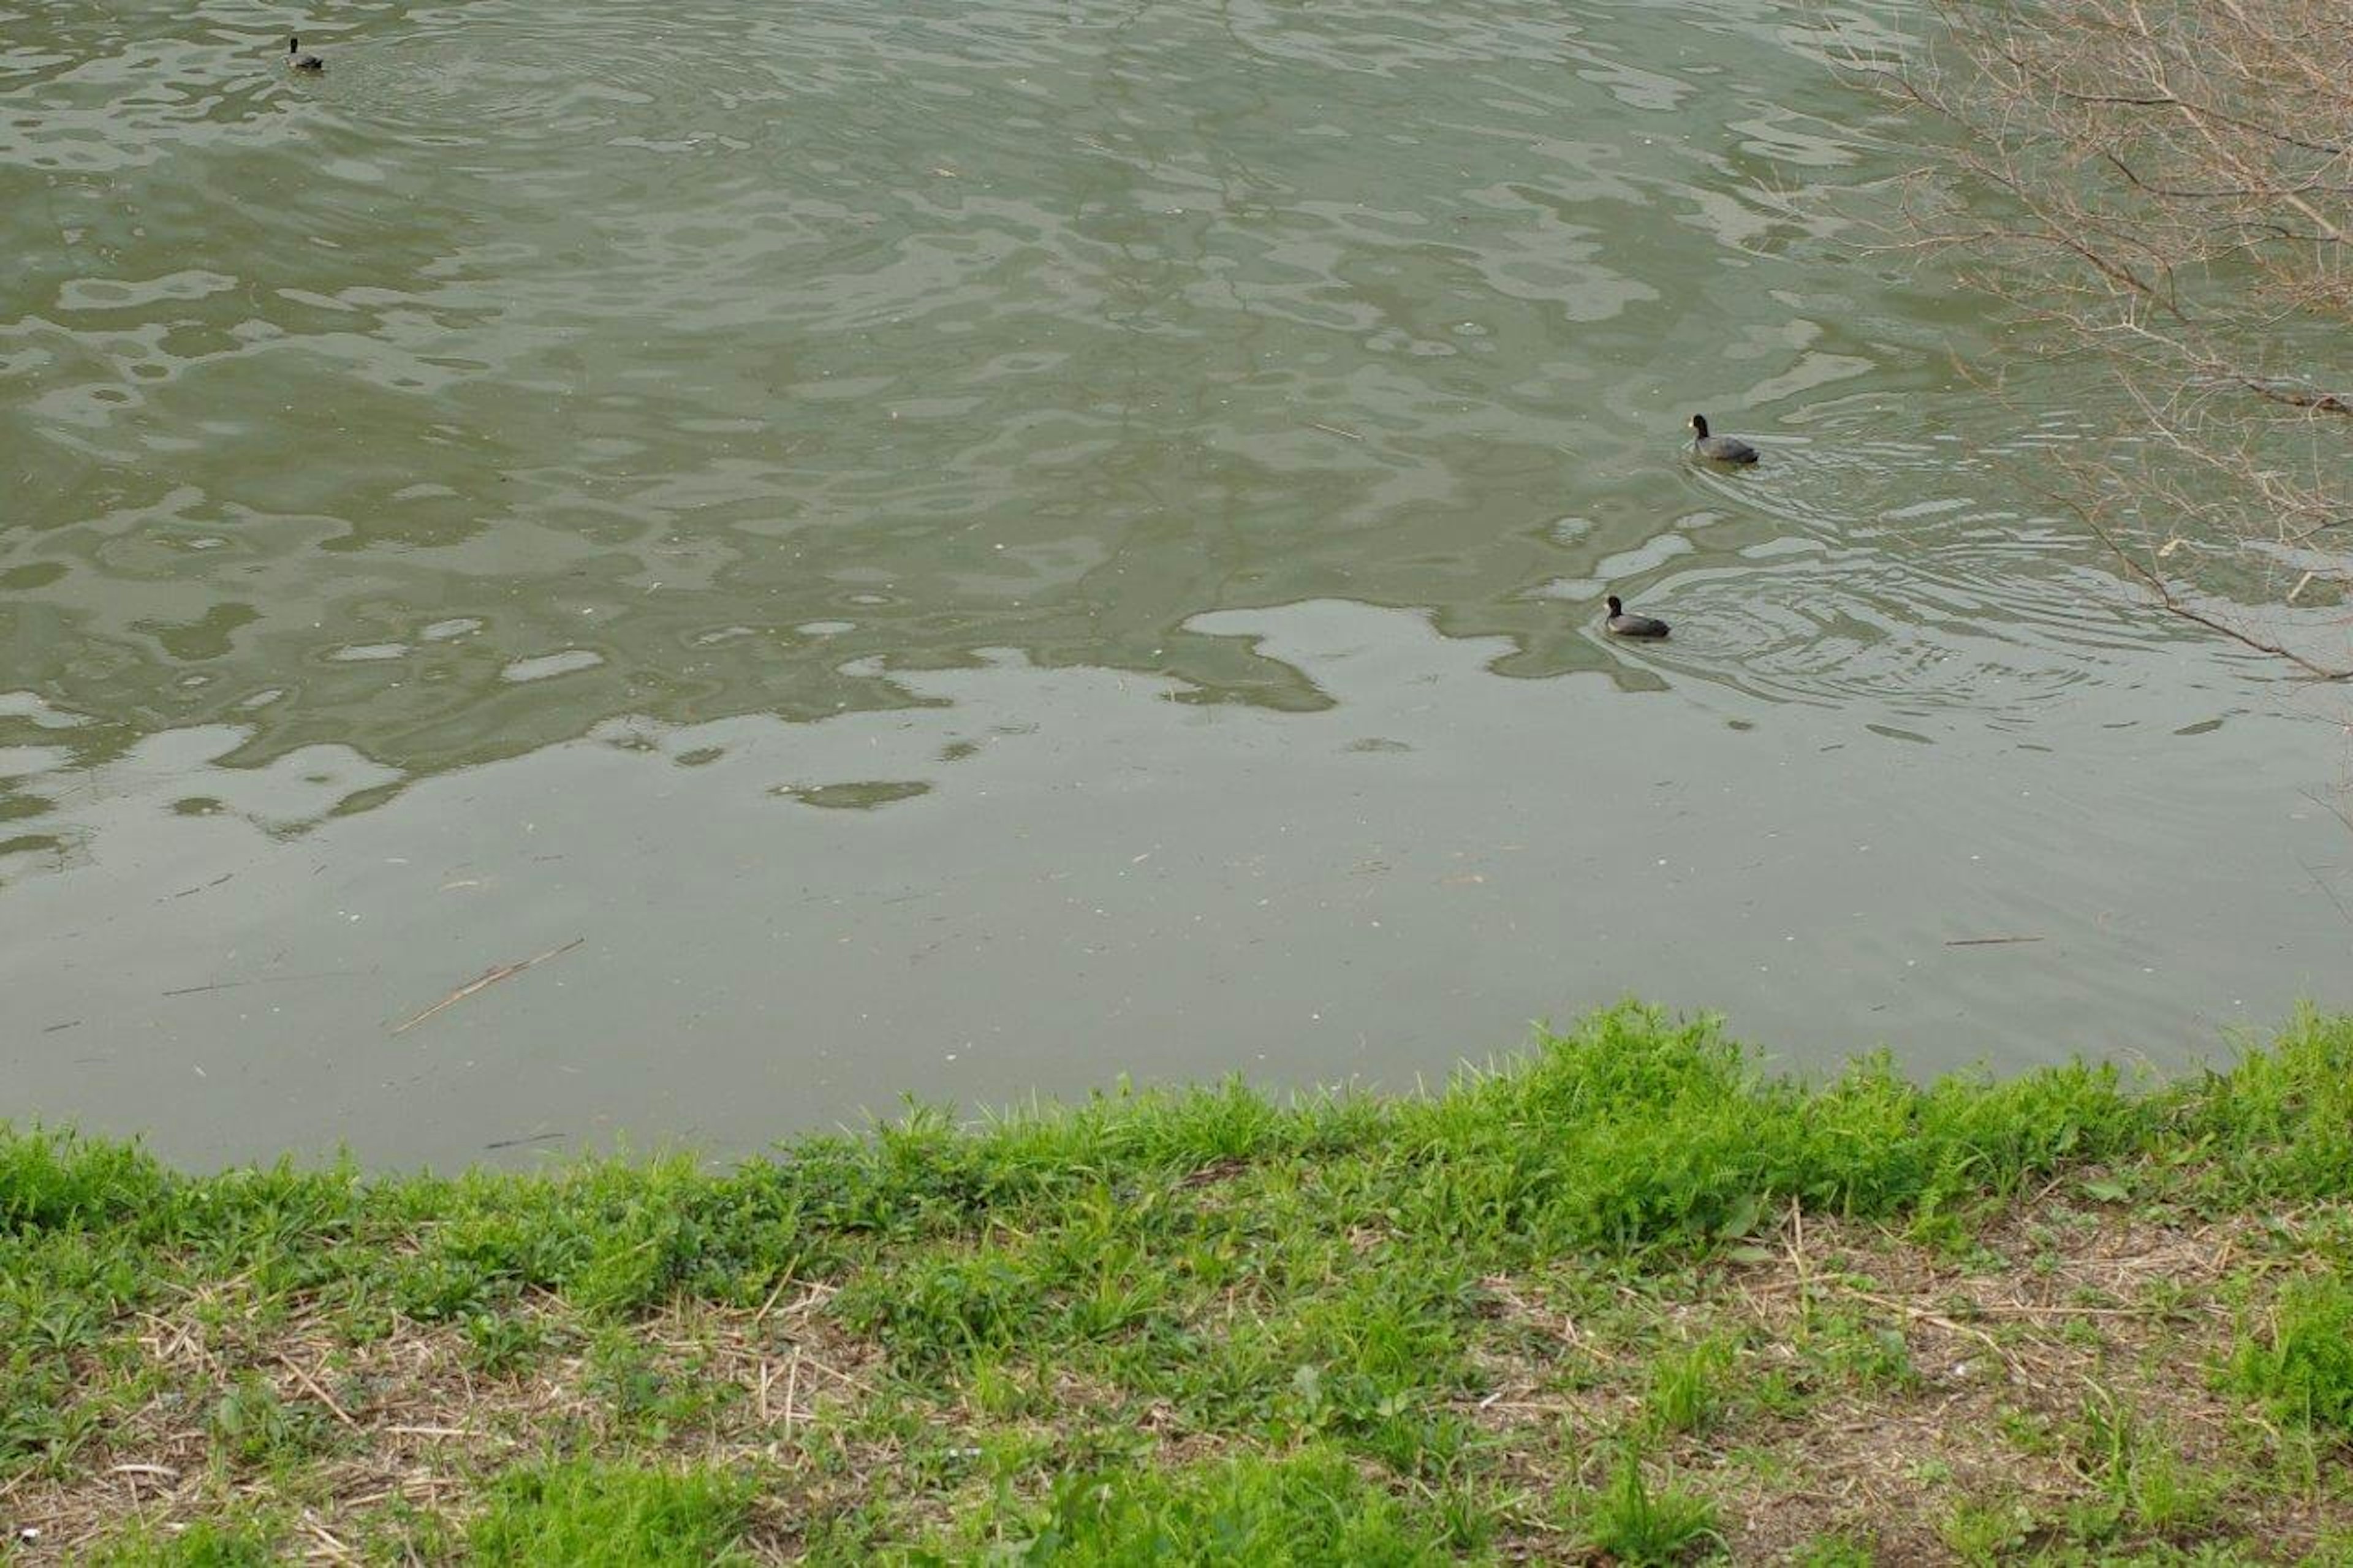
xmin=4 ymin=0 xmax=2347 ymax=1165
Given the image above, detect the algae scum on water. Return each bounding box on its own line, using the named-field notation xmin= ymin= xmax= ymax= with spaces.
xmin=4 ymin=1004 xmax=2351 ymax=1562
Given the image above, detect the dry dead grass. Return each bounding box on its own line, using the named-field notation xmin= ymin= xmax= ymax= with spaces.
xmin=4 ymin=1192 xmax=2346 ymax=1564
xmin=0 ymin=1281 xmax=883 ymax=1565
xmin=1464 ymin=1196 xmax=2349 ymax=1562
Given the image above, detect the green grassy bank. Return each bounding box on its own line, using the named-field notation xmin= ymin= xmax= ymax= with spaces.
xmin=4 ymin=1004 xmax=2351 ymax=1564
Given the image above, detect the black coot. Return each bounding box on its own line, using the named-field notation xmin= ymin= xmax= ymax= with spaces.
xmin=1688 ymin=414 xmax=1757 ymax=464
xmin=1604 ymin=595 xmax=1670 ymax=639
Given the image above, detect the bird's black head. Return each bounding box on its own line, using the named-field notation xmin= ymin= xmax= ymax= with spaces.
xmin=289 ymin=35 xmax=300 ymax=51
xmin=1688 ymin=414 xmax=1709 ymax=439
xmin=1605 ymin=595 xmax=1624 ymax=616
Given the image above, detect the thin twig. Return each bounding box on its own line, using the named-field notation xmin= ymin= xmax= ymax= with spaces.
xmin=275 ymin=1352 xmax=357 ymax=1426
xmin=390 ymin=939 xmax=586 ymax=1035
xmin=1839 ymin=1286 xmax=2006 ymax=1352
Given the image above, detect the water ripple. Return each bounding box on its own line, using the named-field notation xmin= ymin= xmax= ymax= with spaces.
xmin=0 ymin=0 xmax=2234 ymax=811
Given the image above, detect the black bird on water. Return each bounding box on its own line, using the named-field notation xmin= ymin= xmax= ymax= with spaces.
xmin=288 ymin=35 xmax=323 ymax=72
xmin=1688 ymin=413 xmax=1757 ymax=464
xmin=1603 ymin=595 xmax=1669 ymax=639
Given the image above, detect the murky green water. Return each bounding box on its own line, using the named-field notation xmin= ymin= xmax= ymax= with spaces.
xmin=4 ymin=0 xmax=2347 ymax=1166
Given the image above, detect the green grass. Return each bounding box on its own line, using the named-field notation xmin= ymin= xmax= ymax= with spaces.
xmin=4 ymin=1002 xmax=2352 ymax=1560
xmin=86 ymin=1518 xmax=284 ymax=1567
xmin=1642 ymin=1333 xmax=1740 ymax=1436
xmin=2072 ymin=1395 xmax=2224 ymax=1537
xmin=914 ymin=1445 xmax=1476 ymax=1564
xmin=468 ymin=1459 xmax=756 ymax=1566
xmin=1576 ymin=1444 xmax=1722 ymax=1564
xmin=2230 ymin=1269 xmax=2353 ymax=1434
xmin=1793 ymin=1535 xmax=1875 ymax=1567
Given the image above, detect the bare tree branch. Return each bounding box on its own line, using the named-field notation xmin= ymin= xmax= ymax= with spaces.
xmin=1870 ymin=0 xmax=2353 ymax=677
